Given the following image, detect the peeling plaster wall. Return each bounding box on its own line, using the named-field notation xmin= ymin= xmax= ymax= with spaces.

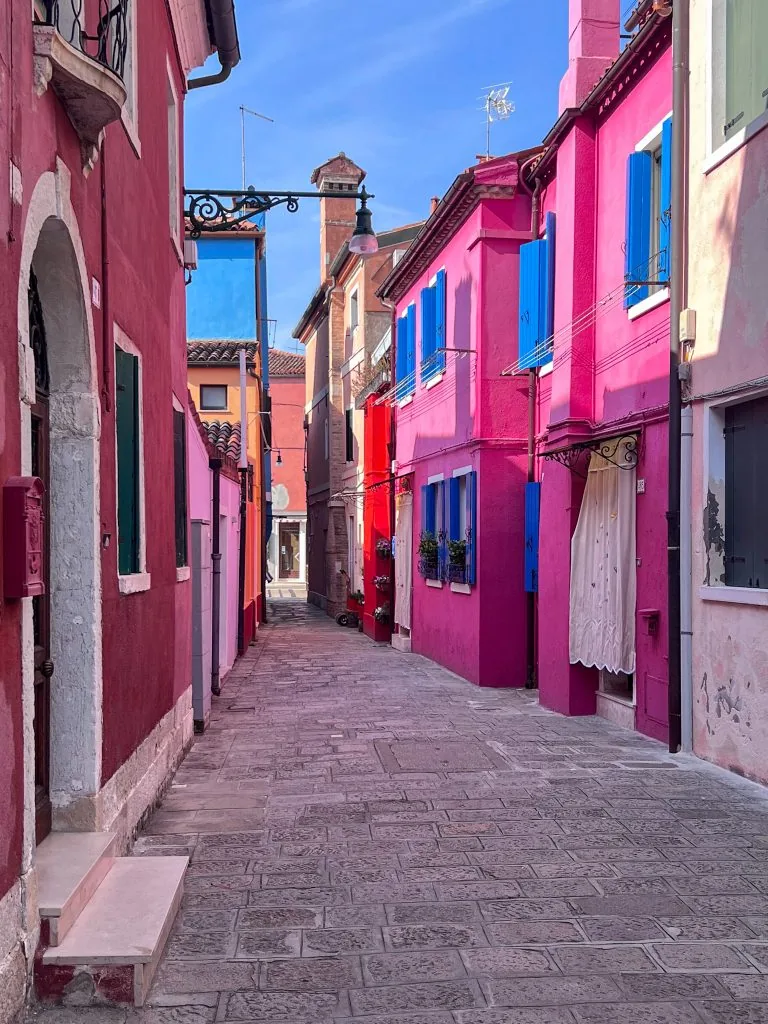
xmin=688 ymin=0 xmax=768 ymax=783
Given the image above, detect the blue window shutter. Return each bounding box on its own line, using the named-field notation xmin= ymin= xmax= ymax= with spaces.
xmin=524 ymin=481 xmax=541 ymax=593
xmin=541 ymin=213 xmax=556 ymax=361
xmin=406 ymin=303 xmax=416 ymax=393
xmin=435 ymin=269 xmax=447 ymax=372
xmin=658 ymin=116 xmax=673 ymax=282
xmin=449 ymin=477 xmax=460 ymax=542
xmin=420 ymin=484 xmax=431 ymax=536
xmin=395 ymin=314 xmax=408 ymax=399
xmin=420 ymin=285 xmax=436 ymax=382
xmin=466 ymin=471 xmax=477 ymax=585
xmin=624 ymin=151 xmax=652 ymax=308
xmin=438 ymin=480 xmax=447 ymax=575
xmin=519 ymin=239 xmax=545 ymax=368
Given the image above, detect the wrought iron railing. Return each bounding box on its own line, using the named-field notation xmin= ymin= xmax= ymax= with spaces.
xmin=40 ymin=0 xmax=129 ymax=80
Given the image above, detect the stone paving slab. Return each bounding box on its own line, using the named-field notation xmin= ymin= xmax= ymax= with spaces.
xmin=26 ymin=601 xmax=768 ymax=1023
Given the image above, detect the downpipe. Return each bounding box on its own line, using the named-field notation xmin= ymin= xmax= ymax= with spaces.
xmin=667 ymin=0 xmax=690 ymax=753
xmin=210 ymin=458 xmax=222 ymax=696
xmin=680 ymin=403 xmax=693 ymax=750
xmin=525 ymin=175 xmax=542 ymax=690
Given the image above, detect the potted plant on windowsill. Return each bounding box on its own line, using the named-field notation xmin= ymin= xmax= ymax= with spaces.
xmin=373 ymin=603 xmax=390 ymax=623
xmin=376 ymin=539 xmax=391 ymax=559
xmin=447 ymin=539 xmax=467 ymax=584
xmin=418 ymin=531 xmax=440 ymax=580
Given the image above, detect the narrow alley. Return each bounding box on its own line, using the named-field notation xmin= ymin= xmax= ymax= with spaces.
xmin=28 ymin=601 xmax=768 ymax=1024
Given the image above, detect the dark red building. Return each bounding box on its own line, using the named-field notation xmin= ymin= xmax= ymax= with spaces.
xmin=0 ymin=1 xmax=238 ymax=1014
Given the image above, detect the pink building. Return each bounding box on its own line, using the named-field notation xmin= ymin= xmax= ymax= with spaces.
xmin=379 ymin=152 xmax=540 ymax=687
xmin=529 ymin=1 xmax=673 ymax=741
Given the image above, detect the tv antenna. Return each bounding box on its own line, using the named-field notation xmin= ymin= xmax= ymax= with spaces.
xmin=240 ymin=106 xmax=275 ymax=190
xmin=479 ymin=82 xmax=514 ymax=158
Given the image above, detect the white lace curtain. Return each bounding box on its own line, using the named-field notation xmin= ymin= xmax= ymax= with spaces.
xmin=569 ymin=443 xmax=636 ymax=676
xmin=395 ymin=492 xmax=413 ymax=631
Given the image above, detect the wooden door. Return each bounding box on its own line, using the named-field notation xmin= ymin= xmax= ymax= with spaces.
xmin=29 ymin=270 xmax=53 ymax=843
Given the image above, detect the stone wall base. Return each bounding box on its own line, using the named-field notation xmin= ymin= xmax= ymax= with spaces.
xmin=53 ymin=686 xmax=194 ymax=852
xmin=0 ymin=871 xmax=40 ymax=1024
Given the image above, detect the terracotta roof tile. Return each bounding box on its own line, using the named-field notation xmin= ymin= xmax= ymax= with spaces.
xmin=269 ymin=350 xmax=305 ymax=376
xmin=187 ymin=341 xmax=258 ymax=364
xmin=205 ymin=420 xmax=241 ymax=460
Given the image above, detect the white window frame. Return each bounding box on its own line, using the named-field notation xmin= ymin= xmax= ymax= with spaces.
xmin=114 ymin=324 xmax=150 ymax=594
xmin=324 ymin=415 xmax=329 ymax=461
xmin=345 ymin=405 xmax=354 ymax=464
xmin=705 ymin=0 xmax=768 ymax=173
xmin=350 ymin=288 xmax=359 ymax=333
xmin=120 ymin=0 xmax=140 ymax=156
xmin=166 ymin=57 xmax=182 ymax=262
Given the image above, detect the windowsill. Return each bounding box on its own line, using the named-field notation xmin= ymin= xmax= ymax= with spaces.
xmin=425 ymin=579 xmax=443 ymax=589
xmin=176 ymin=566 xmax=190 ymax=583
xmin=171 ymin=232 xmax=184 ymax=268
xmin=397 ymin=394 xmax=414 ymax=409
xmin=450 ymin=582 xmax=471 ymax=595
xmin=199 ymin=407 xmax=228 ymax=414
xmin=703 ymin=109 xmax=768 ymax=176
xmin=422 ymin=372 xmax=444 ymax=391
xmin=598 ymin=689 xmax=636 ymax=709
xmin=627 ymin=287 xmax=670 ymax=321
xmin=538 ymin=360 xmax=554 ymax=378
xmin=699 ymin=585 xmax=768 ymax=607
xmin=119 ymin=572 xmax=151 ymax=595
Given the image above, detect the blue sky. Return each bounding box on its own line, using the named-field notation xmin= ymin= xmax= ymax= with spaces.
xmin=184 ymin=0 xmax=569 ymax=353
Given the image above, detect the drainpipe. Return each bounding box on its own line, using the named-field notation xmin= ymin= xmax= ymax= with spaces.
xmin=387 ymin=305 xmax=398 ymax=633
xmin=680 ymin=404 xmax=693 ymax=750
xmin=210 ymin=457 xmax=222 ymax=696
xmin=188 ymin=0 xmax=241 ymax=90
xmin=237 ymin=349 xmax=247 ymax=654
xmin=100 ymin=139 xmax=113 ymax=411
xmin=667 ymin=0 xmax=690 ymax=753
xmin=525 ymin=175 xmax=542 ymax=690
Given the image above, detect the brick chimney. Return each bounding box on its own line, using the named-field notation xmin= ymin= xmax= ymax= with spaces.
xmin=559 ymin=0 xmax=620 ymax=113
xmin=311 ymin=153 xmax=366 ymax=281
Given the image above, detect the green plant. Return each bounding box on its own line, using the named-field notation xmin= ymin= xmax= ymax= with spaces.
xmin=349 ymin=590 xmax=364 ymax=603
xmin=418 ymin=531 xmax=438 ymax=558
xmin=447 ymin=539 xmax=466 ymax=566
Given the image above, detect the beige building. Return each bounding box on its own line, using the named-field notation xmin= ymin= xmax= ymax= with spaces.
xmin=293 ymin=153 xmax=421 ymax=616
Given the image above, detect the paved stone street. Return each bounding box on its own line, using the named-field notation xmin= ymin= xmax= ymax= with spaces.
xmin=27 ymin=601 xmax=768 ymax=1024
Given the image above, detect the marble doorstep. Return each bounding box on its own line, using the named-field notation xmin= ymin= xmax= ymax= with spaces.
xmin=37 ymin=832 xmax=117 ymax=946
xmin=42 ymin=856 xmax=188 ymax=1006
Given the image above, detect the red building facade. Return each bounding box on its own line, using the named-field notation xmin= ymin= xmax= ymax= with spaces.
xmin=0 ymin=1 xmax=236 ymax=1014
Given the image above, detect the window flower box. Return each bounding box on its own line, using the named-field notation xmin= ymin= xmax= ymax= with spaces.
xmin=376 ymin=539 xmax=391 ymax=558
xmin=373 ymin=575 xmax=390 ymax=591
xmin=418 ymin=531 xmax=440 ymax=581
xmin=373 ymin=603 xmax=390 ymax=623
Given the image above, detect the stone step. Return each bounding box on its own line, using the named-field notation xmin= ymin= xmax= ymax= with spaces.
xmin=38 ymin=856 xmax=188 ymax=1007
xmin=37 ymin=831 xmax=117 ymax=946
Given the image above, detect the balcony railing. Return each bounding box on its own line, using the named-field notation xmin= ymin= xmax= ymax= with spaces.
xmin=40 ymin=0 xmax=129 ymax=80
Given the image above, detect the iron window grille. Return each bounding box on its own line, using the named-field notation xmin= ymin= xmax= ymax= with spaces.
xmin=40 ymin=0 xmax=129 ymax=80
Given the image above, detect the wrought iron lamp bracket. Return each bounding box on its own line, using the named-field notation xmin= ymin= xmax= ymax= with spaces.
xmin=184 ymin=186 xmax=374 ymax=239
xmin=540 ymin=434 xmax=639 ymax=478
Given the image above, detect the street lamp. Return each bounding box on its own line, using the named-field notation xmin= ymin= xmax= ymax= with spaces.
xmin=184 ymin=184 xmax=377 ymax=246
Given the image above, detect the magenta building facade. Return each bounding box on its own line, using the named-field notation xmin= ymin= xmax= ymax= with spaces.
xmin=528 ymin=2 xmax=673 ymax=742
xmin=380 ymin=154 xmax=538 ymax=688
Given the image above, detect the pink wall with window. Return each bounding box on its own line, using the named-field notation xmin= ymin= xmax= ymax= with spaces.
xmin=388 ymin=162 xmax=533 ymax=688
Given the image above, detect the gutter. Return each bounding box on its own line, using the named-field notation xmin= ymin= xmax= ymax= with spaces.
xmin=188 ymin=0 xmax=240 ymax=90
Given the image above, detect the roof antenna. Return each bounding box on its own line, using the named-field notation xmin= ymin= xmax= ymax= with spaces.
xmin=478 ymin=82 xmax=514 ymax=159
xmin=240 ymin=106 xmax=275 ymax=190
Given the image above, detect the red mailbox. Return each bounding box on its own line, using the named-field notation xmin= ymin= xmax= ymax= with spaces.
xmin=3 ymin=477 xmax=46 ymax=599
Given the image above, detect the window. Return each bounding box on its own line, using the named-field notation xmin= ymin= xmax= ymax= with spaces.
xmin=115 ymin=346 xmax=141 ymax=576
xmin=199 ymin=384 xmax=227 ymax=411
xmin=173 ymin=408 xmax=187 ymax=569
xmin=518 ymin=213 xmax=555 ymax=368
xmin=718 ymin=0 xmax=768 ymax=145
xmin=350 ymin=290 xmax=359 ymax=332
xmin=345 ymin=407 xmax=354 ymax=463
xmin=395 ymin=303 xmax=416 ymax=401
xmin=323 ymin=415 xmax=329 ymax=461
xmin=448 ymin=470 xmax=478 ymax=585
xmin=420 ymin=269 xmax=447 ymax=383
xmin=724 ymin=396 xmax=768 ymax=588
xmin=419 ymin=479 xmax=445 ymax=581
xmin=167 ymin=66 xmax=180 ymax=250
xmin=121 ymin=0 xmax=139 ymax=153
xmin=624 ymin=118 xmax=671 ymax=308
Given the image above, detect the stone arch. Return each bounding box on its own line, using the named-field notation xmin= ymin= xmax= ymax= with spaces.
xmin=17 ymin=159 xmax=102 ymax=859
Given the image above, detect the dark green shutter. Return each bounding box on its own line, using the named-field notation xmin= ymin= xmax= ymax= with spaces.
xmin=116 ymin=347 xmax=140 ymax=575
xmin=174 ymin=408 xmax=187 ymax=568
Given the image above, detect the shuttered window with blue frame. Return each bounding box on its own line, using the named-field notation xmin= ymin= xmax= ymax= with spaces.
xmin=524 ymin=481 xmax=541 ymax=593
xmin=395 ymin=303 xmax=417 ymax=400
xmin=419 ymin=480 xmax=445 ymax=581
xmin=624 ymin=116 xmax=672 ymax=308
xmin=447 ymin=470 xmax=478 ymax=586
xmin=518 ymin=213 xmax=555 ymax=369
xmin=420 ymin=269 xmax=447 ymax=383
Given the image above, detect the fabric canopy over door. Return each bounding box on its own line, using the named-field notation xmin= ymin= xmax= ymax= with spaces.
xmin=395 ymin=491 xmax=413 ymax=631
xmin=569 ymin=441 xmax=637 ymax=676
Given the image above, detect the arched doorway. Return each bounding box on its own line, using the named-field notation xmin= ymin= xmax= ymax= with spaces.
xmin=18 ymin=167 xmax=102 ymax=855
